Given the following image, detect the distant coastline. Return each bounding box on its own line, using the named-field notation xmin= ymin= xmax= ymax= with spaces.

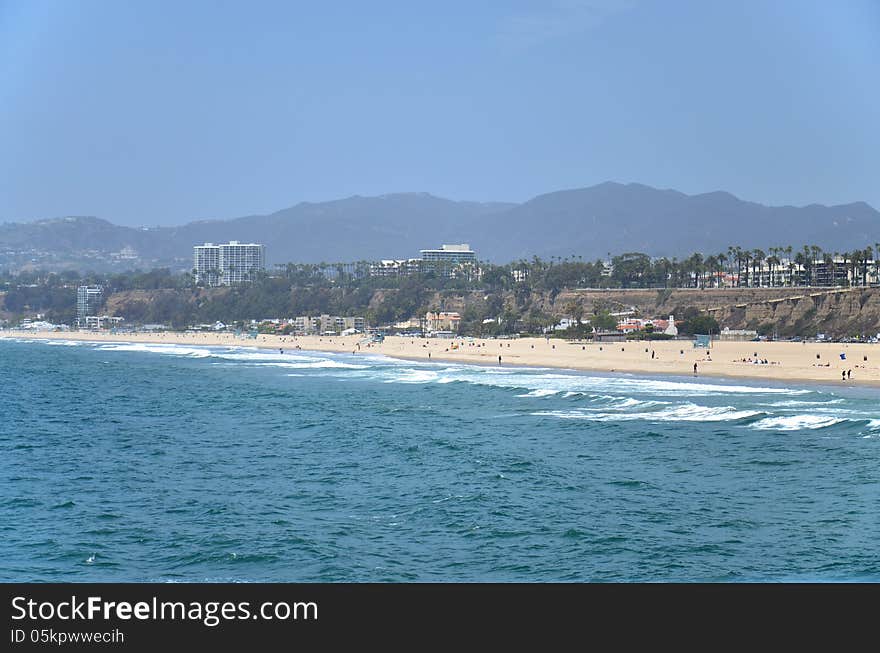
xmin=4 ymin=330 xmax=880 ymax=388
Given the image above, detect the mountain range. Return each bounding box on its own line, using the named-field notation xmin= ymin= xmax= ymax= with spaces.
xmin=2 ymin=182 xmax=878 ymax=271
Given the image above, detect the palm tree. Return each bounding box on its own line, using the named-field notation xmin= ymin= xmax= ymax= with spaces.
xmin=801 ymin=246 xmax=813 ymax=286
xmin=766 ymin=252 xmax=780 ymax=288
xmin=740 ymin=250 xmax=751 ymax=287
xmin=811 ymin=246 xmax=823 ymax=285
xmin=731 ymin=246 xmax=744 ymax=287
xmin=726 ymin=246 xmax=736 ymax=285
xmin=823 ymin=252 xmax=834 ymax=287
xmin=839 ymin=251 xmax=850 ymax=287
xmin=845 ymin=251 xmax=856 ymax=287
xmin=689 ymin=253 xmax=704 ymax=288
xmin=874 ymin=244 xmax=880 ymax=286
xmin=751 ymin=249 xmax=765 ymax=288
xmin=705 ymin=255 xmax=717 ymax=288
xmin=716 ymin=252 xmax=727 ymax=287
xmin=656 ymin=257 xmax=671 ymax=288
xmin=793 ymin=250 xmax=805 ymax=287
xmin=784 ymin=246 xmax=794 ymax=286
xmin=856 ymin=249 xmax=867 ymax=287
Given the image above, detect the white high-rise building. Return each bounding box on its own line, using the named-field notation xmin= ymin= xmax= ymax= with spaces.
xmin=419 ymin=243 xmax=478 ymax=279
xmin=76 ymin=285 xmax=103 ymax=328
xmin=193 ymin=244 xmax=221 ymax=286
xmin=420 ymin=243 xmax=477 ymax=265
xmin=194 ymin=241 xmax=265 ymax=286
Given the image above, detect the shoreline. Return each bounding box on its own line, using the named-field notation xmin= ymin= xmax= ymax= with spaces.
xmin=4 ymin=329 xmax=880 ymax=388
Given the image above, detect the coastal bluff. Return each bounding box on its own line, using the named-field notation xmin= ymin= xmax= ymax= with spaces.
xmin=7 ymin=285 xmax=879 ymax=340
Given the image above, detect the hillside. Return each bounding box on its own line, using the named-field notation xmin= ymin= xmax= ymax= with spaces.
xmin=479 ymin=183 xmax=879 ymax=261
xmin=1 ymin=183 xmax=878 ymax=270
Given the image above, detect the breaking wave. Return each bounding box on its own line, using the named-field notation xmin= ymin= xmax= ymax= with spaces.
xmin=532 ymin=404 xmax=765 ymax=423
xmin=751 ymin=415 xmax=849 ymax=431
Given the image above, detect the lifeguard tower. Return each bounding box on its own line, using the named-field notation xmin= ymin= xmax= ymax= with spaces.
xmin=693 ymin=334 xmax=712 ymax=349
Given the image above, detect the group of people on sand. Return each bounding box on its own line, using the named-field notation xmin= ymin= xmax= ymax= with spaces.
xmin=736 ymin=357 xmax=776 ymax=365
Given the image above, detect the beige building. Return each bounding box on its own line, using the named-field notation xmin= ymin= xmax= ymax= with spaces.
xmin=425 ymin=311 xmax=461 ymax=331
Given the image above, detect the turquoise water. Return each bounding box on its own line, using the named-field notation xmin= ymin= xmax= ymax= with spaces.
xmin=1 ymin=338 xmax=879 ymax=582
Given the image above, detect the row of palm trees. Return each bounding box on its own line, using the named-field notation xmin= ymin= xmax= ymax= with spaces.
xmin=187 ymin=245 xmax=880 ymax=291
xmin=690 ymin=245 xmax=880 ymax=288
xmin=525 ymin=244 xmax=880 ymax=289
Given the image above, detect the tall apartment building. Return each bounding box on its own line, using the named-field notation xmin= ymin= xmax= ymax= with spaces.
xmin=193 ymin=244 xmax=221 ymax=286
xmin=194 ymin=241 xmax=266 ymax=286
xmin=420 ymin=243 xmax=477 ymax=265
xmin=420 ymin=243 xmax=478 ymax=279
xmin=76 ymin=286 xmax=103 ymax=328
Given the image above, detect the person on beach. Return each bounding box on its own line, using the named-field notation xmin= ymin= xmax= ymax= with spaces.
xmin=842 ymin=370 xmax=846 ymax=381
xmin=848 ymin=369 xmax=852 ymax=379
xmin=693 ymin=362 xmax=698 ymax=376
xmin=498 ymin=355 xmax=502 ymax=365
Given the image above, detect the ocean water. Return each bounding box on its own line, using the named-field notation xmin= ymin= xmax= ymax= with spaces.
xmin=1 ymin=338 xmax=879 ymax=582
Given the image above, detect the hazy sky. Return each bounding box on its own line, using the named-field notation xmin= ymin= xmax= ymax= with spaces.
xmin=1 ymin=0 xmax=878 ymax=226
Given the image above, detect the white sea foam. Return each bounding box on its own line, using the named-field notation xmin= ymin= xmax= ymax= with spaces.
xmin=758 ymin=398 xmax=845 ymax=408
xmin=95 ymin=343 xmax=212 ymax=357
xmin=605 ymin=397 xmax=664 ymax=409
xmin=532 ymin=404 xmax=763 ymax=423
xmin=750 ymin=415 xmax=847 ymax=431
xmin=84 ymin=342 xmax=370 ymax=370
xmin=516 ymin=389 xmax=559 ymax=397
xmin=627 ymin=378 xmax=807 ymax=396
xmin=213 ymin=350 xmax=315 ymax=363
xmin=383 ymin=370 xmax=440 ymax=384
xmin=265 ymin=360 xmax=368 ymax=370
xmin=346 ymin=361 xmax=808 ymax=398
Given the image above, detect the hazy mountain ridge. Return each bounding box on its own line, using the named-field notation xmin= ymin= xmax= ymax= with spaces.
xmin=1 ymin=184 xmax=877 ymax=271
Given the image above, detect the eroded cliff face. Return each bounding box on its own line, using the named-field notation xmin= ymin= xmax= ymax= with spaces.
xmin=477 ymin=286 xmax=880 ymax=337
xmin=708 ymin=289 xmax=880 ymax=337
xmin=544 ymin=287 xmax=880 ymax=337
xmin=94 ymin=285 xmax=880 ymax=338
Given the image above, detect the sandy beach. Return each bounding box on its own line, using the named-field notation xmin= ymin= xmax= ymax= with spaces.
xmin=4 ymin=329 xmax=880 ymax=387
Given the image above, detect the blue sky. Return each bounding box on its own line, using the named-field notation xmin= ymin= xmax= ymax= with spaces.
xmin=1 ymin=0 xmax=878 ymax=225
